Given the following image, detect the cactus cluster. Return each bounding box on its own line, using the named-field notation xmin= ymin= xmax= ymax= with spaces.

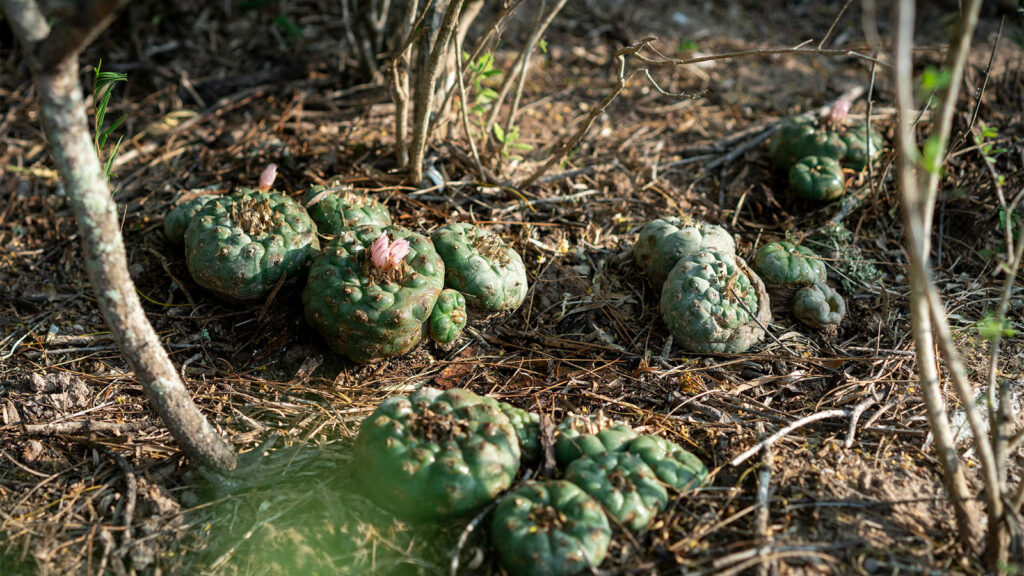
xmin=353 ymin=389 xmax=708 ymax=575
xmin=769 ymin=100 xmax=884 ymax=202
xmin=751 ymin=240 xmax=846 ymax=330
xmin=163 ymin=166 xmax=529 ymax=362
xmin=634 ymin=215 xmax=770 ymax=355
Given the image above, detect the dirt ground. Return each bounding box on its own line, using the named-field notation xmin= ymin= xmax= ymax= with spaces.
xmin=2 ymin=0 xmax=1023 ymax=574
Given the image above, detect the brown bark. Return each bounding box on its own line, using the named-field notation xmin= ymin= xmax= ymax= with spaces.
xmin=4 ymin=0 xmax=238 ymax=473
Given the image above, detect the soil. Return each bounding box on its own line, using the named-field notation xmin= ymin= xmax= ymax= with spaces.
xmin=2 ymin=0 xmax=1023 ymax=574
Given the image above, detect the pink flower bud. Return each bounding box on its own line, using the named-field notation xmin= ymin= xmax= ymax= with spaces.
xmin=370 ymin=233 xmax=391 ymax=269
xmin=259 ymin=164 xmax=278 ymax=191
xmin=828 ymin=100 xmax=850 ymax=127
xmin=387 ymin=239 xmax=410 ymax=268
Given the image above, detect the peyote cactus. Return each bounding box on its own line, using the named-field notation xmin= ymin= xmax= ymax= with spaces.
xmin=302 ymin=182 xmax=391 ymax=236
xmin=302 ymin=225 xmax=444 ymax=362
xmin=430 ymin=223 xmax=528 ymax=312
xmin=769 ymin=119 xmax=817 ymax=170
xmin=788 ymin=155 xmax=846 ymax=202
xmin=428 ymin=288 xmax=467 ymax=344
xmin=184 ymin=165 xmax=319 ymax=302
xmin=838 ymin=121 xmax=884 ymax=170
xmin=353 ymin=387 xmax=520 ymax=521
xmin=791 ymin=130 xmax=847 ymax=162
xmin=633 ymin=216 xmax=737 ymax=288
xmin=555 ymin=414 xmax=637 ymax=467
xmin=660 ymin=250 xmax=771 ymax=354
xmin=490 ymin=480 xmax=611 ymax=576
xmin=792 ymin=282 xmax=846 ymax=330
xmin=164 ymin=194 xmax=215 ymax=245
xmin=563 ymin=451 xmax=668 ymax=532
xmin=497 ymin=402 xmax=542 ymax=464
xmin=751 ymin=240 xmax=827 ymax=312
xmin=625 ymin=435 xmax=708 ymax=493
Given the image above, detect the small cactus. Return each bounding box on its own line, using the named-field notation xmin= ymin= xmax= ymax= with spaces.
xmin=430 ymin=223 xmax=528 ymax=312
xmin=751 ymin=240 xmax=827 ymax=312
xmin=660 ymin=250 xmax=771 ymax=354
xmin=625 ymin=434 xmax=708 ymax=493
xmin=792 ymin=283 xmax=846 ymax=330
xmin=633 ymin=216 xmax=736 ymax=288
xmin=164 ymin=194 xmax=215 ymax=245
xmin=184 ymin=165 xmax=319 ymax=302
xmin=490 ymin=480 xmax=611 ymax=576
xmin=303 ymin=181 xmax=391 ymax=235
xmin=564 ymin=451 xmax=668 ymax=531
xmin=788 ymin=155 xmax=846 ymax=202
xmin=353 ymin=387 xmax=520 ymax=521
xmin=428 ymin=288 xmax=467 ymax=344
xmin=497 ymin=401 xmax=542 ymax=464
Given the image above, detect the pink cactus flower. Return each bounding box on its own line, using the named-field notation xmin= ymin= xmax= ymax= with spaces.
xmin=259 ymin=164 xmax=278 ymax=191
xmin=387 ymin=239 xmax=410 ymax=269
xmin=828 ymin=100 xmax=850 ymax=129
xmin=371 ymin=233 xmax=391 ymax=269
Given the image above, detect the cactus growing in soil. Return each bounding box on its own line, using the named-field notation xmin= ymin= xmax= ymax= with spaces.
xmin=788 ymin=155 xmax=846 ymax=202
xmin=184 ymin=165 xmax=319 ymax=302
xmin=164 ymin=194 xmax=215 ymax=245
xmin=490 ymin=480 xmax=611 ymax=576
xmin=430 ymin=223 xmax=528 ymax=312
xmin=838 ymin=121 xmax=884 ymax=170
xmin=497 ymin=402 xmax=542 ymax=464
xmin=564 ymin=451 xmax=668 ymax=531
xmin=792 ymin=283 xmax=846 ymax=330
xmin=303 ymin=225 xmax=444 ymax=362
xmin=428 ymin=288 xmax=467 ymax=344
xmin=624 ymin=434 xmax=708 ymax=493
xmin=302 ymin=182 xmax=391 ymax=236
xmin=353 ymin=387 xmax=520 ymax=521
xmin=751 ymin=240 xmax=827 ymax=311
xmin=769 ymin=119 xmax=817 ymax=170
xmin=660 ymin=250 xmax=771 ymax=354
xmin=633 ymin=216 xmax=736 ymax=288
xmin=791 ymin=130 xmax=847 ymax=162
xmin=554 ymin=414 xmax=637 ymax=467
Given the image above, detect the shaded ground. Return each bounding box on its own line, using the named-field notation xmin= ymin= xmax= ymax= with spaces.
xmin=1 ymin=0 xmax=1023 ymax=574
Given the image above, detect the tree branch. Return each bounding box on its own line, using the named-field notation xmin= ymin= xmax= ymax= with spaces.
xmin=4 ymin=0 xmax=238 ymax=473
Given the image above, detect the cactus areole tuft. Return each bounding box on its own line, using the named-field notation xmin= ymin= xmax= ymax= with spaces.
xmin=490 ymin=480 xmax=611 ymax=576
xmin=660 ymin=250 xmax=771 ymax=354
xmin=430 ymin=223 xmax=528 ymax=312
xmin=303 ymin=182 xmax=392 ymax=235
xmin=633 ymin=216 xmax=736 ymax=288
xmin=354 ymin=387 xmax=520 ymax=521
xmin=302 ymin=225 xmax=444 ymax=362
xmin=184 ymin=177 xmax=319 ymax=303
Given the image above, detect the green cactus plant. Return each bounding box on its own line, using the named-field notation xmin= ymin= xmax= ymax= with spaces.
xmin=633 ymin=216 xmax=736 ymax=288
xmin=497 ymin=402 xmax=542 ymax=464
xmin=353 ymin=387 xmax=520 ymax=521
xmin=302 ymin=182 xmax=391 ymax=236
xmin=430 ymin=223 xmax=528 ymax=312
xmin=751 ymin=240 xmax=827 ymax=312
xmin=490 ymin=480 xmax=611 ymax=576
xmin=769 ymin=119 xmax=817 ymax=170
xmin=563 ymin=451 xmax=668 ymax=531
xmin=788 ymin=155 xmax=846 ymax=202
xmin=791 ymin=130 xmax=847 ymax=162
xmin=302 ymin=225 xmax=444 ymax=362
xmin=660 ymin=250 xmax=771 ymax=354
xmin=625 ymin=434 xmax=708 ymax=493
xmin=164 ymin=194 xmax=215 ymax=245
xmin=555 ymin=414 xmax=637 ymax=467
xmin=184 ymin=165 xmax=319 ymax=302
xmin=838 ymin=121 xmax=884 ymax=171
xmin=792 ymin=282 xmax=846 ymax=330
xmin=428 ymin=289 xmax=467 ymax=344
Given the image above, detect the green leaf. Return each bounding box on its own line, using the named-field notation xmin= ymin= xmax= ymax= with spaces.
xmin=493 ymin=123 xmax=506 ymax=143
xmin=919 ymin=66 xmax=952 ymax=92
xmin=538 ymin=38 xmax=548 ymax=54
xmin=978 ymin=313 xmax=1016 ymax=341
xmin=678 ymin=40 xmax=700 ymax=52
xmin=920 ymin=136 xmax=943 ymax=173
xmin=274 ymin=15 xmax=303 ymax=39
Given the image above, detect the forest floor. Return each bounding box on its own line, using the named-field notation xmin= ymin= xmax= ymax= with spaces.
xmin=2 ymin=0 xmax=1024 ymax=574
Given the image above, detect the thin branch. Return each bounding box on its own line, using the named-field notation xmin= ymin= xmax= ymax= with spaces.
xmin=730 ymin=410 xmax=847 ymax=467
